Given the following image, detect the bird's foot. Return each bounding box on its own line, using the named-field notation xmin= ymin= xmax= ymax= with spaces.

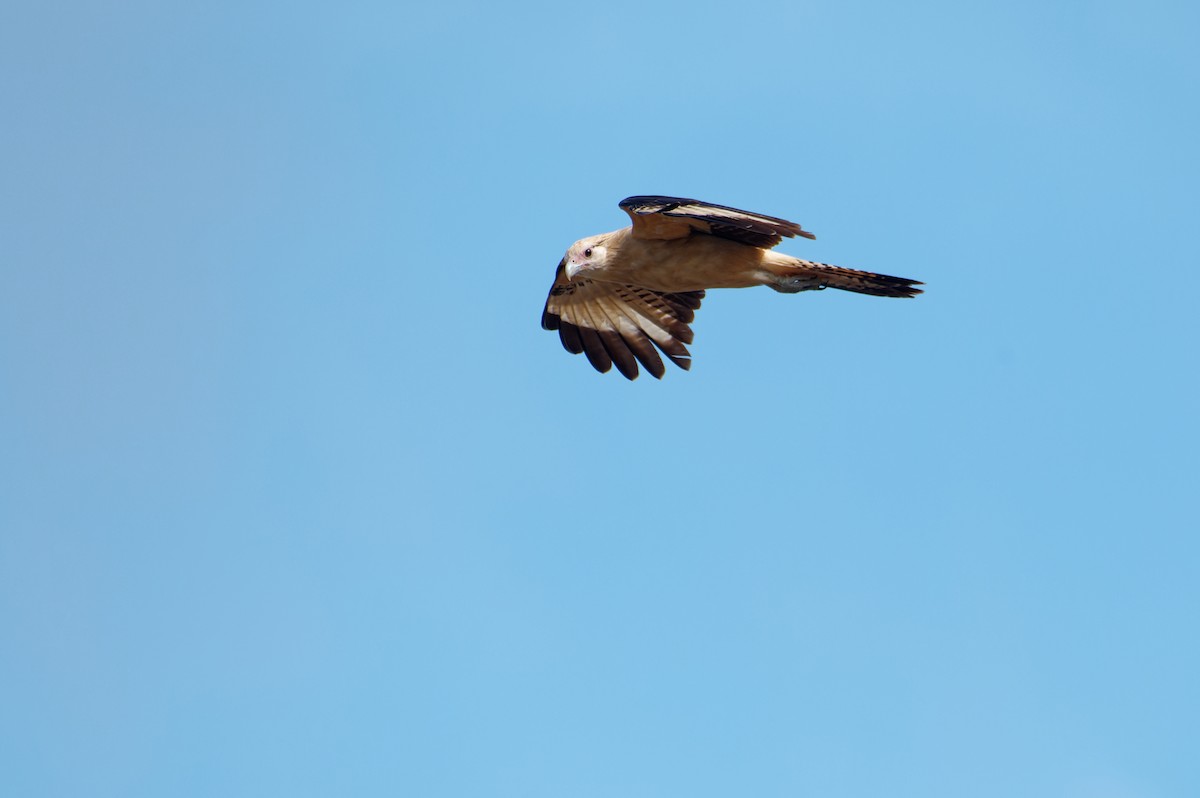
xmin=769 ymin=275 xmax=826 ymax=294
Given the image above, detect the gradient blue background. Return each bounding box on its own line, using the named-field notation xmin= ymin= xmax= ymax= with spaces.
xmin=3 ymin=2 xmax=1197 ymax=796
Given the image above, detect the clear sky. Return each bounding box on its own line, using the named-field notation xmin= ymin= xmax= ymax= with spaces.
xmin=2 ymin=1 xmax=1198 ymax=796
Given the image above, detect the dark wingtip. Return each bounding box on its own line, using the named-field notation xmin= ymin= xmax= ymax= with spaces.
xmin=798 ymin=229 xmax=817 ymax=240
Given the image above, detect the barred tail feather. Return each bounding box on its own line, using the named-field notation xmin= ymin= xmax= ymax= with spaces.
xmin=772 ymin=257 xmax=923 ymax=298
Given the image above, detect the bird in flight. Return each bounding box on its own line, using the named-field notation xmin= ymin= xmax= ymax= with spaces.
xmin=541 ymin=195 xmax=922 ymax=379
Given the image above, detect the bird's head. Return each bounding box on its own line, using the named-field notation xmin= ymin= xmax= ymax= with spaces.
xmin=563 ymin=234 xmax=609 ymax=282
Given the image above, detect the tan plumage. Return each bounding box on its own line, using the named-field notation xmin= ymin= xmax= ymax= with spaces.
xmin=541 ymin=196 xmax=922 ymax=380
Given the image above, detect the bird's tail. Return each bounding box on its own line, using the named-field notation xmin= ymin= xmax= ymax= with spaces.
xmin=767 ymin=256 xmax=923 ymax=298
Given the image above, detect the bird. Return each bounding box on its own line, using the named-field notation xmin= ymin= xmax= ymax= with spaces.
xmin=541 ymin=195 xmax=923 ymax=380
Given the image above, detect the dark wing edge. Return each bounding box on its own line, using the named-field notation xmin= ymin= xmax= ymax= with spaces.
xmin=542 ymin=269 xmax=704 ymax=380
xmin=619 ymin=195 xmax=817 ymax=248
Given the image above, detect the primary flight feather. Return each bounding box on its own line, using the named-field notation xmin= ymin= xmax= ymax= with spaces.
xmin=541 ymin=195 xmax=922 ymax=379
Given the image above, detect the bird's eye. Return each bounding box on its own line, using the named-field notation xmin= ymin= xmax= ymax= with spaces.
xmin=584 ymin=248 xmax=593 ymax=257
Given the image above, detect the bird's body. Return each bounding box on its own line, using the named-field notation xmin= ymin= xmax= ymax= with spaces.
xmin=541 ymin=196 xmax=922 ymax=380
xmin=572 ymin=228 xmax=765 ymax=292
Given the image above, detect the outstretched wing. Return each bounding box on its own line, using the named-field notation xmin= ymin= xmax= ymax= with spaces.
xmin=619 ymin=195 xmax=816 ymax=248
xmin=541 ymin=260 xmax=704 ymax=380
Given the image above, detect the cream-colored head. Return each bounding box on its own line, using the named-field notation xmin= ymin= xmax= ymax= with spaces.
xmin=563 ymin=233 xmax=610 ymax=282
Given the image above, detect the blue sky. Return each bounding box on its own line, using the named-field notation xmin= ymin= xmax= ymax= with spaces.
xmin=2 ymin=1 xmax=1198 ymax=796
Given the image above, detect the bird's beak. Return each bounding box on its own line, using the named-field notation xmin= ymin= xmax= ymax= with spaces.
xmin=564 ymin=260 xmax=579 ymax=282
